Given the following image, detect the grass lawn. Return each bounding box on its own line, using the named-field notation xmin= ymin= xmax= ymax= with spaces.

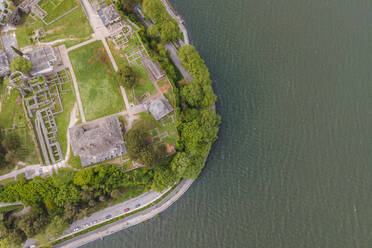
xmin=106 ymin=38 xmax=129 ymax=69
xmin=69 ymin=40 xmax=125 ymax=121
xmin=132 ymin=61 xmax=156 ymax=98
xmin=15 ymin=6 xmax=92 ymax=48
xmin=39 ymin=0 xmax=78 ymax=23
xmin=0 ymin=89 xmax=39 ymax=166
xmin=136 ymin=111 xmax=178 ymax=146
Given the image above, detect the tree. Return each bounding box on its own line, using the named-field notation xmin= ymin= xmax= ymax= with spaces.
xmin=73 ymin=168 xmax=93 ymax=186
xmin=170 ymin=152 xmax=190 ymax=178
xmin=181 ymin=82 xmax=203 ymax=107
xmin=0 ymin=238 xmax=11 ymax=248
xmin=124 ymin=128 xmax=147 ymax=160
xmin=54 ymin=185 xmax=80 ymax=207
xmin=125 ymin=128 xmax=166 ymax=167
xmin=117 ymin=65 xmax=136 ymax=88
xmin=143 ymin=0 xmax=167 ymax=22
xmin=52 ymin=168 xmax=76 ymax=187
xmin=139 ymin=144 xmax=166 ymax=168
xmin=11 ymin=46 xmax=24 ymax=57
xmin=147 ymin=24 xmax=161 ymax=39
xmin=45 ymin=216 xmax=68 ymax=238
xmin=151 ymin=166 xmax=177 ymax=191
xmin=118 ymin=0 xmax=139 ymax=13
xmin=160 ymin=20 xmax=179 ymax=42
xmin=143 ymin=0 xmax=180 ymax=42
xmin=17 ymin=212 xmax=48 ymax=238
xmin=10 ymin=57 xmax=32 ymax=73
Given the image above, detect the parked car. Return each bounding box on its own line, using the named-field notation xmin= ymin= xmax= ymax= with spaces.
xmin=124 ymin=208 xmax=130 ymax=213
xmin=106 ymin=215 xmax=112 ymax=219
xmin=135 ymin=204 xmax=141 ymax=208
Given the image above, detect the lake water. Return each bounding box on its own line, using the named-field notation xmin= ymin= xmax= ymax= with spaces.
xmin=84 ymin=0 xmax=372 ymax=247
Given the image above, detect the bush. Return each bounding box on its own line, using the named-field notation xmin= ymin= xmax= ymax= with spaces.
xmin=10 ymin=57 xmax=32 ymax=73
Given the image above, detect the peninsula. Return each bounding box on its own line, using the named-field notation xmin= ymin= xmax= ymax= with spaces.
xmin=0 ymin=0 xmax=220 ymax=247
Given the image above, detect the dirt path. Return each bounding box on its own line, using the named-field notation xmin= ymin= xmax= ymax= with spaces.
xmin=64 ymin=103 xmax=78 ymax=162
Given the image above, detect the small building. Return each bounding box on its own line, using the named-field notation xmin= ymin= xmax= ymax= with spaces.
xmin=142 ymin=57 xmax=165 ymax=81
xmin=0 ymin=50 xmax=10 ymax=76
xmin=1 ymin=33 xmax=18 ymax=61
xmin=28 ymin=46 xmax=60 ymax=76
xmin=98 ymin=4 xmax=120 ymax=26
xmin=144 ymin=95 xmax=173 ymax=120
xmin=69 ymin=116 xmax=127 ymax=167
xmin=19 ymin=0 xmax=40 ymax=13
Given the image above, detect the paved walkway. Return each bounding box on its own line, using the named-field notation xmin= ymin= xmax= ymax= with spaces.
xmin=67 ymin=38 xmax=97 ymax=52
xmin=164 ymin=43 xmax=192 ymax=82
xmin=59 ymin=45 xmax=86 ymax=123
xmin=102 ymin=38 xmax=118 ymax=71
xmin=55 ymin=179 xmax=194 ymax=248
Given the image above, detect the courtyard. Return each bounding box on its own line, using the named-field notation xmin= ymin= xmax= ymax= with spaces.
xmin=69 ymin=40 xmax=125 ymax=121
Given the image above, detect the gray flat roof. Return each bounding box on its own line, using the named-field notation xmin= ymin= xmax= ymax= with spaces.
xmin=69 ymin=116 xmax=126 ymax=167
xmin=145 ymin=95 xmax=173 ymax=120
xmin=29 ymin=46 xmax=57 ymax=75
xmin=98 ymin=4 xmax=120 ymax=26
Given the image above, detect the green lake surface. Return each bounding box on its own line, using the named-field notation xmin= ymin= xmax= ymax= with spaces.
xmin=85 ymin=0 xmax=372 ymax=247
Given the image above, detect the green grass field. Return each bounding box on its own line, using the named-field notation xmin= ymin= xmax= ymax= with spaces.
xmin=69 ymin=40 xmax=125 ymax=121
xmin=39 ymin=0 xmax=78 ymax=23
xmin=132 ymin=61 xmax=156 ymax=98
xmin=0 ymin=89 xmax=39 ymax=166
xmin=15 ymin=6 xmax=92 ymax=48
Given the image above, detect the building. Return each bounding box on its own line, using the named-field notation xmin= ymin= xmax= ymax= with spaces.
xmin=142 ymin=57 xmax=165 ymax=81
xmin=98 ymin=4 xmax=120 ymax=26
xmin=28 ymin=46 xmax=60 ymax=76
xmin=1 ymin=33 xmax=18 ymax=61
xmin=69 ymin=116 xmax=127 ymax=167
xmin=0 ymin=50 xmax=10 ymax=76
xmin=19 ymin=0 xmax=40 ymax=13
xmin=144 ymin=95 xmax=173 ymax=120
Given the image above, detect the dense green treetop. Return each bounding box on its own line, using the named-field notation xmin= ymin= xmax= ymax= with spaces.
xmin=117 ymin=65 xmax=136 ymax=88
xmin=10 ymin=56 xmax=32 ymax=73
xmin=143 ymin=0 xmax=180 ymax=42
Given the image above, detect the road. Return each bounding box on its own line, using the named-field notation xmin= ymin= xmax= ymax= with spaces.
xmin=55 ymin=179 xmax=194 ymax=248
xmin=63 ymin=190 xmax=164 ymax=235
xmin=164 ymin=43 xmax=192 ymax=82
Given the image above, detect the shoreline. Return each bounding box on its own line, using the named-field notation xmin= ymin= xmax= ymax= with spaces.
xmin=54 ymin=179 xmax=194 ymax=248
